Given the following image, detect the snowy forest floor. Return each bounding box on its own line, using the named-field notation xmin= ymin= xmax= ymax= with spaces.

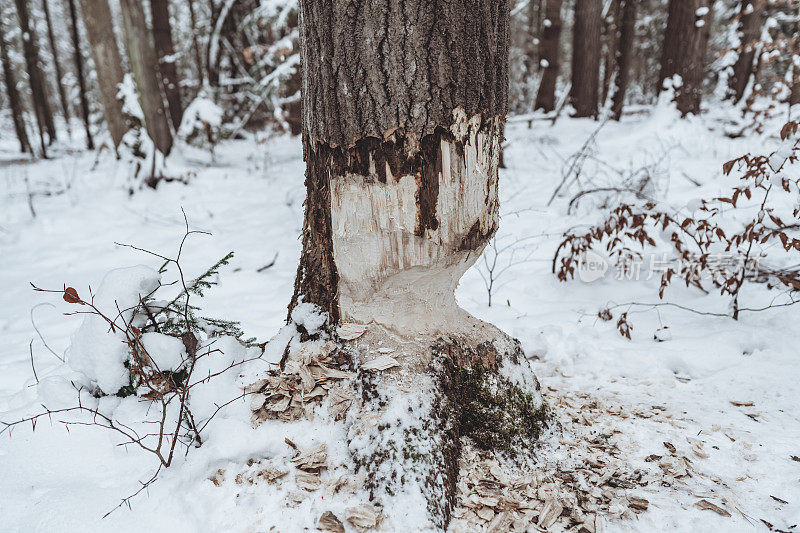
xmin=1 ymin=106 xmax=799 ymax=532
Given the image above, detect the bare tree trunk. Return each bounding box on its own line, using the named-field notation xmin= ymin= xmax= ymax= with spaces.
xmin=792 ymin=33 xmax=800 ymax=107
xmin=600 ymin=0 xmax=620 ymax=107
xmin=187 ymin=0 xmax=205 ymax=87
xmin=66 ymin=0 xmax=94 ymax=150
xmin=149 ymin=0 xmax=183 ymax=130
xmin=610 ymin=0 xmax=637 ymax=120
xmin=41 ymin=0 xmax=71 ymax=136
xmin=659 ymin=0 xmax=712 ymax=116
xmin=119 ymin=0 xmax=173 ymax=155
xmin=291 ymin=1 xmax=545 ymax=528
xmin=727 ymin=0 xmax=765 ymax=103
xmin=78 ymin=0 xmax=127 ymax=148
xmin=571 ymin=0 xmax=602 ymax=118
xmin=535 ymin=0 xmax=563 ymax=112
xmin=0 ymin=19 xmax=32 ymax=153
xmin=14 ymin=0 xmax=57 ymax=143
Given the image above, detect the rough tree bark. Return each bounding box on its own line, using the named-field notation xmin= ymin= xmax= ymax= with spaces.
xmin=119 ymin=0 xmax=173 ymax=155
xmin=792 ymin=34 xmax=800 ymax=107
xmin=0 ymin=18 xmax=32 ymax=153
xmin=571 ymin=0 xmax=602 ymax=118
xmin=41 ymin=0 xmax=71 ymax=135
xmin=149 ymin=0 xmax=183 ymax=130
xmin=66 ymin=0 xmax=94 ymax=150
xmin=658 ymin=0 xmax=712 ymax=116
xmin=727 ymin=1 xmax=765 ymax=104
xmin=610 ymin=0 xmax=637 ymax=120
xmin=535 ymin=0 xmax=563 ymax=112
xmin=14 ymin=0 xmax=57 ymax=144
xmin=292 ymin=1 xmax=545 ymax=529
xmin=78 ymin=0 xmax=127 ymax=148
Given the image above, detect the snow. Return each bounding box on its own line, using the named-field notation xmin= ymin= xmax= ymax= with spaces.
xmin=139 ymin=332 xmax=186 ymax=371
xmin=2 ymin=100 xmax=800 ymax=531
xmin=65 ymin=265 xmax=160 ymax=393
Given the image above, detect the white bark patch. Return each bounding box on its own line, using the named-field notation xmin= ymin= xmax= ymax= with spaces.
xmin=330 ymin=113 xmax=501 ymax=338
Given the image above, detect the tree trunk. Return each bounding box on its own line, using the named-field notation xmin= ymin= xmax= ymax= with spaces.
xmin=66 ymin=0 xmax=94 ymax=150
xmin=187 ymin=0 xmax=205 ymax=87
xmin=659 ymin=0 xmax=712 ymax=116
xmin=535 ymin=0 xmax=563 ymax=112
xmin=41 ymin=0 xmax=72 ymax=135
xmin=119 ymin=0 xmax=173 ymax=155
xmin=727 ymin=0 xmax=765 ymax=104
xmin=78 ymin=0 xmax=127 ymax=148
xmin=149 ymin=0 xmax=183 ymax=130
xmin=610 ymin=0 xmax=637 ymax=120
xmin=291 ymin=1 xmax=545 ymax=529
xmin=14 ymin=0 xmax=57 ymax=144
xmin=600 ymin=0 xmax=620 ymax=107
xmin=792 ymin=34 xmax=800 ymax=107
xmin=571 ymin=0 xmax=602 ymax=118
xmin=0 ymin=19 xmax=32 ymax=153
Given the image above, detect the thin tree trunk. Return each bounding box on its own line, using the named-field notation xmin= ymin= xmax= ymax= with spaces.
xmin=291 ymin=1 xmax=545 ymax=528
xmin=571 ymin=0 xmax=602 ymax=118
xmin=187 ymin=0 xmax=205 ymax=87
xmin=66 ymin=0 xmax=94 ymax=149
xmin=149 ymin=0 xmax=183 ymax=130
xmin=610 ymin=0 xmax=637 ymax=120
xmin=792 ymin=36 xmax=800 ymax=107
xmin=600 ymin=0 xmax=621 ymax=107
xmin=659 ymin=0 xmax=712 ymax=116
xmin=14 ymin=0 xmax=57 ymax=143
xmin=41 ymin=0 xmax=71 ymax=135
xmin=119 ymin=0 xmax=173 ymax=155
xmin=727 ymin=0 xmax=765 ymax=103
xmin=78 ymin=0 xmax=127 ymax=148
xmin=0 ymin=19 xmax=32 ymax=153
xmin=535 ymin=0 xmax=563 ymax=112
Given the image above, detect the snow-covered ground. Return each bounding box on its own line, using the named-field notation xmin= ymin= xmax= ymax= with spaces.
xmin=1 ymin=106 xmax=799 ymax=532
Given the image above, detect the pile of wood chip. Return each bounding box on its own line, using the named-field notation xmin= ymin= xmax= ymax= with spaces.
xmin=248 ymin=341 xmax=352 ymax=423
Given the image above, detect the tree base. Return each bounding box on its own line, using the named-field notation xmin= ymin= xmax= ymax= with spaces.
xmin=346 ymin=329 xmax=547 ymax=530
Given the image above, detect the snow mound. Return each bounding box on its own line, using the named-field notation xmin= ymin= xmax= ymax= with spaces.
xmin=65 ymin=265 xmax=160 ymax=394
xmin=139 ymin=332 xmax=186 ymax=371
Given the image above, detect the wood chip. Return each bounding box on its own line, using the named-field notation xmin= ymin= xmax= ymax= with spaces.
xmin=361 ymin=354 xmax=400 ymax=371
xmin=663 ymin=441 xmax=676 ymax=453
xmin=628 ymin=497 xmax=649 ymax=512
xmin=337 ymin=323 xmax=368 ymax=340
xmin=295 ymin=471 xmax=322 ymax=491
xmin=537 ymin=499 xmax=564 ymax=528
xmin=318 ymin=511 xmax=345 ymax=533
xmin=346 ymin=504 xmax=380 ymax=530
xmin=291 ymin=443 xmax=328 ymax=471
xmin=729 ymin=400 xmax=754 ymax=407
xmin=695 ymin=499 xmax=730 ymax=516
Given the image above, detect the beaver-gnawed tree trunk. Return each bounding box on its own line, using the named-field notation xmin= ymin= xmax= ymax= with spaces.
xmin=291 ymin=1 xmax=546 ymax=529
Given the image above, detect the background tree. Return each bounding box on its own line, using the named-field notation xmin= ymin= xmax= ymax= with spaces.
xmin=535 ymin=0 xmax=563 ymax=112
xmin=610 ymin=0 xmax=638 ymax=120
xmin=0 ymin=15 xmax=32 ymax=153
xmin=78 ymin=0 xmax=127 ymax=148
xmin=727 ymin=0 xmax=766 ymax=103
xmin=571 ymin=0 xmax=603 ymax=118
xmin=66 ymin=0 xmax=94 ymax=150
xmin=149 ymin=0 xmax=184 ymax=130
xmin=659 ymin=0 xmax=713 ymax=115
xmin=41 ymin=0 xmax=71 ymax=136
xmin=119 ymin=0 xmax=173 ymax=155
xmin=14 ymin=0 xmax=57 ymax=144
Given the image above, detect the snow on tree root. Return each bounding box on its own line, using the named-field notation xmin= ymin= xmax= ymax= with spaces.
xmin=347 ymin=336 xmax=547 ymax=531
